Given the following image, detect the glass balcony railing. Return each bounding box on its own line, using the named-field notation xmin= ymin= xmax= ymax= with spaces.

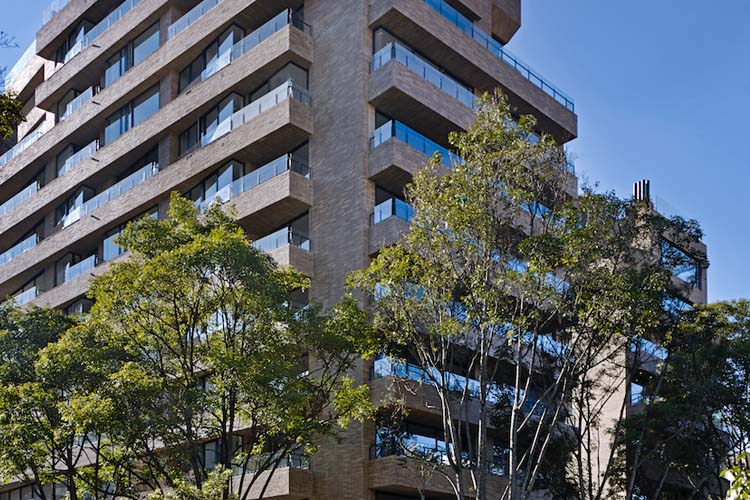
xmin=191 ymin=9 xmax=310 ymax=88
xmin=372 ymin=197 xmax=414 ymax=225
xmin=0 ymin=182 xmax=38 ymax=218
xmin=201 ymin=80 xmax=311 ymax=147
xmin=372 ymin=356 xmax=543 ymax=414
xmin=253 ymin=226 xmax=310 ymax=254
xmin=168 ymin=0 xmax=222 ymax=39
xmin=0 ymin=121 xmax=50 ymax=168
xmin=12 ymin=286 xmax=39 ymax=306
xmin=42 ymin=0 xmax=71 ymax=24
xmin=371 ymin=42 xmax=476 ymax=109
xmin=370 ymin=431 xmax=508 ymax=476
xmin=423 ymin=0 xmax=574 ymax=112
xmin=58 ymin=139 xmax=99 ymax=178
xmin=631 ymin=338 xmax=668 ymax=361
xmin=75 ymin=162 xmax=159 ymax=222
xmin=0 ymin=233 xmax=38 ymax=267
xmin=243 ymin=450 xmax=310 ymax=474
xmin=198 ymin=154 xmax=310 ymax=212
xmin=62 ymin=0 xmax=142 ymax=63
xmin=64 ymin=254 xmax=100 ymax=283
xmin=3 ymin=40 xmax=36 ymax=92
xmin=61 ymin=87 xmax=94 ymax=121
xmin=371 ymin=120 xmax=457 ymax=168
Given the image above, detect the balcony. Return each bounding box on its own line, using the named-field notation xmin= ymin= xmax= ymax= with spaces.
xmin=168 ymin=0 xmax=222 ymax=39
xmin=0 ymin=183 xmax=38 ymax=218
xmin=59 ymin=0 xmax=142 ymax=66
xmin=0 ymin=234 xmax=38 ymax=268
xmin=368 ymin=0 xmax=577 ymax=142
xmin=372 ymin=197 xmax=414 ymax=225
xmin=0 ymin=98 xmax=312 ymax=298
xmin=253 ymin=226 xmax=310 ymax=254
xmin=198 ymin=155 xmax=312 ymax=241
xmin=63 ymin=254 xmax=100 ymax=283
xmin=182 ymin=9 xmax=310 ymax=93
xmin=12 ymin=286 xmax=40 ymax=306
xmin=57 ymin=139 xmax=99 ymax=178
xmin=372 ymin=41 xmax=476 ymax=109
xmin=2 ymin=40 xmax=44 ymax=102
xmin=232 ymin=463 xmax=313 ymax=500
xmin=0 ymin=122 xmax=50 ymax=168
xmin=369 ymin=56 xmax=476 ymax=140
xmin=60 ymin=86 xmax=94 ymax=121
xmin=369 ymin=454 xmax=509 ymax=498
xmin=369 ymin=121 xmax=455 ymax=192
xmin=64 ymin=162 xmax=159 ymax=227
xmin=201 ymin=81 xmax=311 ymax=148
xmin=423 ymin=0 xmax=573 ymax=112
xmin=369 ymin=214 xmax=410 ymax=255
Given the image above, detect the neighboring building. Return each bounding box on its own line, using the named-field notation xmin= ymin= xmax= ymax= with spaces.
xmin=0 ymin=0 xmax=707 ymax=499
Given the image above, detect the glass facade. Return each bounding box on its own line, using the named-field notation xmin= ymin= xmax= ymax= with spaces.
xmin=661 ymin=240 xmax=701 ymax=288
xmin=105 ymin=86 xmax=160 ymax=145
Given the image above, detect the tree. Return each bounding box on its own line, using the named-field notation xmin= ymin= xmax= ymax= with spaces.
xmin=724 ymin=456 xmax=750 ymax=500
xmin=0 ymin=30 xmax=24 ymax=142
xmin=0 ymin=303 xmax=112 ymax=500
xmin=0 ymin=194 xmax=374 ymax=500
xmin=350 ymin=91 xmax=704 ymax=500
xmin=618 ymin=301 xmax=750 ymax=499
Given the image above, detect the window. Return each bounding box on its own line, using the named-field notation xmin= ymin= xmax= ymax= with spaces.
xmin=179 ymin=94 xmax=243 ymax=155
xmin=179 ymin=25 xmax=244 ymax=92
xmin=104 ymin=86 xmax=160 ymax=145
xmin=187 ymin=160 xmax=244 ymax=209
xmin=104 ymin=23 xmax=160 ymax=87
xmin=249 ymin=62 xmax=308 ymax=102
xmin=55 ymin=187 xmax=94 ymax=227
xmin=133 ymin=23 xmax=160 ymax=66
xmin=661 ymin=240 xmax=701 ymax=288
xmin=102 ymin=207 xmax=158 ymax=262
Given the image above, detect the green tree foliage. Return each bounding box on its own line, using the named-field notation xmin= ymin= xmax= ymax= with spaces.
xmin=620 ymin=301 xmax=750 ymax=499
xmin=0 ymin=194 xmax=374 ymax=500
xmin=350 ymin=91 xmax=706 ymax=500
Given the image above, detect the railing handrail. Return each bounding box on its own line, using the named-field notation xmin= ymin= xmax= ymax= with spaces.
xmin=3 ymin=40 xmax=37 ymax=92
xmin=371 ymin=41 xmax=476 ymax=109
xmin=0 ymin=121 xmax=50 ymax=168
xmin=60 ymin=0 xmax=141 ymax=64
xmin=42 ymin=0 xmax=71 ymax=25
xmin=371 ymin=197 xmax=415 ymax=225
xmin=0 ymin=233 xmax=38 ymax=267
xmin=79 ymin=162 xmax=159 ymax=218
xmin=58 ymin=139 xmax=99 ymax=178
xmin=253 ymin=225 xmax=310 ymax=253
xmin=371 ymin=120 xmax=457 ymax=168
xmin=168 ymin=0 xmax=222 ymax=39
xmin=423 ymin=0 xmax=574 ymax=112
xmin=201 ymin=80 xmax=311 ymax=148
xmin=0 ymin=182 xmax=38 ymax=218
xmin=61 ymin=86 xmax=95 ymax=121
xmin=12 ymin=286 xmax=39 ymax=306
xmin=64 ymin=254 xmax=101 ymax=283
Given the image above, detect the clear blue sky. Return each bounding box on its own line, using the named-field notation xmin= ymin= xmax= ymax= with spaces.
xmin=1 ymin=0 xmax=748 ymax=302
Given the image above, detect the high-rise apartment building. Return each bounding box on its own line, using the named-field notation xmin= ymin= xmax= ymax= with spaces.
xmin=0 ymin=0 xmax=708 ymax=498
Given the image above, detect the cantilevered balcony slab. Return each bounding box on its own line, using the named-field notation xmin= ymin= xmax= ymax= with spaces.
xmin=36 ymin=0 xmax=170 ymax=109
xmin=369 ymin=0 xmax=577 ymax=143
xmin=37 ymin=0 xmax=126 ymax=57
xmin=232 ymin=171 xmax=312 ymax=239
xmin=267 ymin=244 xmax=313 ymax=278
xmin=232 ymin=467 xmax=314 ymax=500
xmin=368 ymin=137 xmax=451 ymax=194
xmin=369 ymin=455 xmax=509 ymax=498
xmin=36 ymin=0 xmax=307 ymax=111
xmin=368 ymin=216 xmax=410 ymax=256
xmin=0 ymin=98 xmax=312 ymax=297
xmin=0 ymin=25 xmax=313 ymax=245
xmin=369 ymin=60 xmax=476 ymax=144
